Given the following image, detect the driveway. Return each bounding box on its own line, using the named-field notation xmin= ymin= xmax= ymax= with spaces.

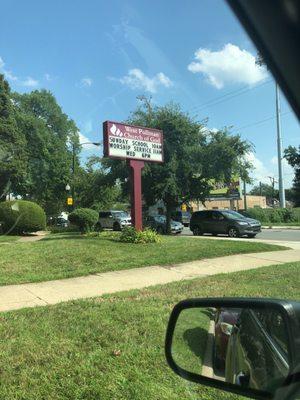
xmin=182 ymin=227 xmax=300 ymax=242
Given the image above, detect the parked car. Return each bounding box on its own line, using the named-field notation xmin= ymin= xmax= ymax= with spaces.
xmin=48 ymin=216 xmax=69 ymax=228
xmin=96 ymin=210 xmax=131 ymax=231
xmin=56 ymin=217 xmax=69 ymax=228
xmin=225 ymin=308 xmax=290 ymax=393
xmin=171 ymin=211 xmax=191 ymax=227
xmin=144 ymin=215 xmax=183 ymax=234
xmin=190 ymin=210 xmax=261 ymax=238
xmin=214 ymin=308 xmax=240 ymax=370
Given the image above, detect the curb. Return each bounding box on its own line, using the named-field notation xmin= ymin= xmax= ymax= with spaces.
xmin=262 ymin=226 xmax=300 ymax=230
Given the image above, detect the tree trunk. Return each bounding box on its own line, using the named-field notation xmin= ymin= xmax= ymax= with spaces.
xmin=166 ymin=204 xmax=172 ymax=235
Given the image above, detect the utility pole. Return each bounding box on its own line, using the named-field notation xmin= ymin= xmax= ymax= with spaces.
xmin=243 ymin=180 xmax=247 ymax=210
xmin=259 ymin=181 xmax=262 ymax=196
xmin=268 ymin=176 xmax=278 ymax=207
xmin=255 ymin=54 xmax=285 ymax=208
xmin=275 ymin=83 xmax=286 ymax=208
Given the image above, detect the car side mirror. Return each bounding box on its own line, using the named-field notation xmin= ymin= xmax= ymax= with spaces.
xmin=165 ymin=298 xmax=300 ymax=400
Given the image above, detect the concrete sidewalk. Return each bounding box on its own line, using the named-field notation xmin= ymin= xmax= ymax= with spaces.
xmin=1 ymin=248 xmax=299 ymax=313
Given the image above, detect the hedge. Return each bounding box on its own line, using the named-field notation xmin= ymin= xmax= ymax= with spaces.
xmin=68 ymin=208 xmax=99 ymax=233
xmin=0 ymin=200 xmax=46 ymax=234
xmin=243 ymin=207 xmax=298 ymax=224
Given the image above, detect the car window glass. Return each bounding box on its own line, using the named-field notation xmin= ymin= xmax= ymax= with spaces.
xmin=205 ymin=211 xmax=213 ymax=220
xmin=253 ymin=310 xmax=288 ymax=357
xmin=212 ymin=212 xmax=221 ymax=220
xmin=221 ymin=211 xmax=246 ymax=220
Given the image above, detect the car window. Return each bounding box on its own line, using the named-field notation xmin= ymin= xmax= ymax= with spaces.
xmin=212 ymin=211 xmax=222 ymax=220
xmin=205 ymin=211 xmax=213 ymax=220
xmin=112 ymin=211 xmax=128 ymax=219
xmin=253 ymin=310 xmax=289 ymax=357
xmin=221 ymin=211 xmax=246 ymax=220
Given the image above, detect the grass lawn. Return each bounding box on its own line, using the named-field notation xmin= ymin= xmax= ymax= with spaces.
xmin=0 ymin=235 xmax=19 ymax=243
xmin=0 ymin=232 xmax=287 ymax=285
xmin=0 ymin=262 xmax=299 ymax=400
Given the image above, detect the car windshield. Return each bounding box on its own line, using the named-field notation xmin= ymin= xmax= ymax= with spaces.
xmin=154 ymin=215 xmax=166 ymax=223
xmin=112 ymin=212 xmax=129 ymax=219
xmin=221 ymin=211 xmax=247 ymax=220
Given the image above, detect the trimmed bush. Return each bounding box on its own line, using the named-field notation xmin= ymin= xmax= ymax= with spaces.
xmin=49 ymin=225 xmax=79 ymax=234
xmin=245 ymin=207 xmax=297 ymax=224
xmin=68 ymin=208 xmax=98 ymax=233
xmin=120 ymin=226 xmax=161 ymax=244
xmin=0 ymin=200 xmax=46 ymax=234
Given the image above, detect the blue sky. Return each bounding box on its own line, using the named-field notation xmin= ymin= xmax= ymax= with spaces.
xmin=0 ymin=0 xmax=299 ymax=188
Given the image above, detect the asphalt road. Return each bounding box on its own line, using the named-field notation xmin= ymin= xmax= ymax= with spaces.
xmin=182 ymin=227 xmax=300 ymax=242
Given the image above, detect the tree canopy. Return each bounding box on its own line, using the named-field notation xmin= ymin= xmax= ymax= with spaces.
xmin=0 ymin=75 xmax=80 ymax=215
xmin=285 ymin=145 xmax=300 ymax=206
xmin=0 ymin=74 xmax=27 ymax=200
xmin=104 ymin=101 xmax=253 ymax=232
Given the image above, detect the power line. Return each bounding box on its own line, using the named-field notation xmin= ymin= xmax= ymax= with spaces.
xmin=190 ymin=79 xmax=272 ymax=113
xmin=232 ymin=111 xmax=292 ymax=134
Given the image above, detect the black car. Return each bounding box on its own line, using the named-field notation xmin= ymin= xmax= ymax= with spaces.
xmin=189 ymin=210 xmax=261 ymax=238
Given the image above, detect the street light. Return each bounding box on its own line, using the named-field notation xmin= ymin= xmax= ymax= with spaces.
xmin=71 ymin=141 xmax=101 ymax=208
xmin=65 ymin=183 xmax=71 ymax=191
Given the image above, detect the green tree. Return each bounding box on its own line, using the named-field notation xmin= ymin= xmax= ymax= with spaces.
xmin=13 ymin=90 xmax=79 ymax=215
xmin=75 ymin=156 xmax=123 ymax=211
xmin=0 ymin=74 xmax=27 ymax=199
xmin=284 ymin=145 xmax=300 ymax=206
xmin=250 ymin=183 xmax=279 ymax=200
xmin=105 ymin=102 xmax=252 ymax=233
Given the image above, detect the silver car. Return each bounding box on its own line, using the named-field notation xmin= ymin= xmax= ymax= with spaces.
xmin=97 ymin=210 xmax=131 ymax=231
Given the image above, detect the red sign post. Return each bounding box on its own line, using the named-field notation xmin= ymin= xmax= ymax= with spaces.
xmin=103 ymin=121 xmax=163 ymax=230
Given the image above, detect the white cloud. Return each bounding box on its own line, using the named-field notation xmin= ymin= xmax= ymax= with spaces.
xmin=246 ymin=152 xmax=294 ymax=188
xmin=78 ymin=132 xmax=99 ymax=150
xmin=0 ymin=57 xmax=39 ymax=87
xmin=188 ymin=43 xmax=267 ymax=89
xmin=45 ymin=73 xmax=51 ymax=81
xmin=80 ymin=77 xmax=93 ymax=87
xmin=4 ymin=70 xmax=18 ymax=81
xmin=119 ymin=68 xmax=173 ymax=93
xmin=246 ymin=152 xmax=273 ymax=184
xmin=22 ymin=77 xmax=39 ymax=87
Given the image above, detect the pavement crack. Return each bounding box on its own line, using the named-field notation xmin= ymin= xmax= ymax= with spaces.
xmin=24 ymin=287 xmax=49 ymax=304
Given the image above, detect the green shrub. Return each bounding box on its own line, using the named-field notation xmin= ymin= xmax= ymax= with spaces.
xmin=68 ymin=208 xmax=98 ymax=233
xmin=119 ymin=227 xmax=161 ymax=244
xmin=49 ymin=225 xmax=79 ymax=234
xmin=244 ymin=207 xmax=297 ymax=224
xmin=244 ymin=208 xmax=270 ymax=223
xmin=0 ymin=200 xmax=46 ymax=234
xmin=281 ymin=208 xmax=297 ymax=223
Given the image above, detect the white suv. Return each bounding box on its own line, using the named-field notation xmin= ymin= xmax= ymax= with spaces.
xmin=97 ymin=210 xmax=131 ymax=231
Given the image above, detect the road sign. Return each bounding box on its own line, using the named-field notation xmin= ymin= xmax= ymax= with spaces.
xmin=181 ymin=204 xmax=187 ymax=212
xmin=67 ymin=197 xmax=73 ymax=206
xmin=103 ymin=121 xmax=163 ymax=163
